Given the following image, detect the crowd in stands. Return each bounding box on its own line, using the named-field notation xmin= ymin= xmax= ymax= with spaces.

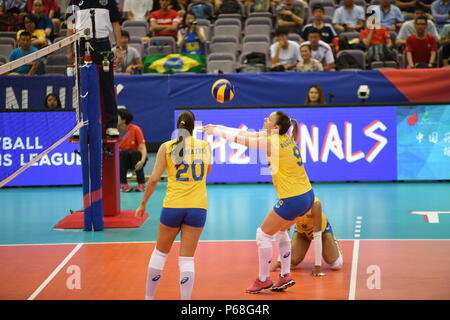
xmin=1 ymin=0 xmax=449 ymax=74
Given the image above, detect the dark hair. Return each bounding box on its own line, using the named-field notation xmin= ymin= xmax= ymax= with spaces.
xmin=301 ymin=44 xmax=312 ymax=52
xmin=415 ymin=15 xmax=428 ymax=24
xmin=44 ymin=93 xmax=62 ymax=109
xmin=312 ymin=5 xmax=324 ymax=13
xmin=275 ymin=111 xmax=299 ymax=142
xmin=305 ymin=85 xmax=326 ymax=105
xmin=171 ymin=110 xmax=195 ymax=169
xmin=118 ymin=108 xmax=134 ymax=125
xmin=275 ymin=29 xmax=288 ymax=37
xmin=121 ymin=30 xmax=130 ymax=39
xmin=24 ymin=14 xmax=38 ymax=29
xmin=413 ymin=3 xmax=426 ymax=13
xmin=19 ymin=31 xmax=31 ymax=38
xmin=183 ymin=11 xmax=197 ymax=28
xmin=308 ymin=28 xmax=321 ymax=36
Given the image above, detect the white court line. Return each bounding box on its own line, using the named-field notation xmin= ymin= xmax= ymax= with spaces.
xmin=348 ymin=239 xmax=360 ymax=300
xmin=1 ymin=239 xmax=450 ymax=247
xmin=27 ymin=243 xmax=83 ymax=300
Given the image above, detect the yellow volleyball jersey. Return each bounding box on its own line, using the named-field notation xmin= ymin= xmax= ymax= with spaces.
xmin=162 ymin=136 xmax=211 ymax=210
xmin=268 ymin=133 xmax=312 ymax=199
xmin=295 ymin=197 xmax=328 ymax=240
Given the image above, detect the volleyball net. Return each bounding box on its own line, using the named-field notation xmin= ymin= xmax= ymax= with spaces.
xmin=0 ymin=33 xmax=86 ymax=188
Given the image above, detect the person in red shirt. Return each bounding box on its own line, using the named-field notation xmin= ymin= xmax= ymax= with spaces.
xmin=149 ymin=0 xmax=181 ymax=39
xmin=360 ymin=26 xmax=393 ymax=48
xmin=118 ymin=109 xmax=148 ymax=192
xmin=406 ymin=16 xmax=437 ymax=68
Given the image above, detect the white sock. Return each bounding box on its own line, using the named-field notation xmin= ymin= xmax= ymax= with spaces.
xmin=275 ymin=231 xmax=291 ymax=276
xmin=179 ymin=256 xmax=195 ymax=300
xmin=145 ymin=249 xmax=168 ymax=300
xmin=256 ymin=228 xmax=273 ymax=282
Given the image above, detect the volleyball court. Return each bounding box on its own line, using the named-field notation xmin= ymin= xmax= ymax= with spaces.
xmin=0 ymin=35 xmax=449 ymax=301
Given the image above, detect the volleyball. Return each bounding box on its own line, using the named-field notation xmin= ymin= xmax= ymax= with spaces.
xmin=211 ymin=79 xmax=235 ymax=103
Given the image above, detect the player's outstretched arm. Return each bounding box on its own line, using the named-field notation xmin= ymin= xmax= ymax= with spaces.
xmin=135 ymin=144 xmax=167 ymax=218
xmin=203 ymin=125 xmax=269 ymax=150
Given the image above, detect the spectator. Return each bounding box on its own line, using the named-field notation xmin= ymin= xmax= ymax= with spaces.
xmin=431 ymin=0 xmax=450 ymax=30
xmin=8 ymin=31 xmax=40 ymax=75
xmin=332 ymin=0 xmax=365 ymax=33
xmin=360 ymin=26 xmax=393 ymax=49
xmin=123 ymin=0 xmax=153 ymax=21
xmin=177 ymin=11 xmax=207 ymax=56
xmin=17 ymin=13 xmax=48 ymax=48
xmin=188 ymin=0 xmax=214 ymax=20
xmin=406 ymin=15 xmax=437 ymax=68
xmin=374 ymin=0 xmax=404 ymax=31
xmin=26 ymin=0 xmax=59 ymax=35
xmin=302 ymin=5 xmax=337 ymax=45
xmin=440 ymin=23 xmax=450 ymax=44
xmin=118 ymin=108 xmax=147 ymax=192
xmin=149 ymin=0 xmax=181 ymax=39
xmin=304 ymin=85 xmax=326 ymax=105
xmin=300 ymin=28 xmax=335 ymax=71
xmin=275 ymin=0 xmax=306 ymax=35
xmin=270 ymin=29 xmax=300 ymax=71
xmin=113 ymin=30 xmax=143 ymax=74
xmin=439 ymin=23 xmax=450 ymax=65
xmin=396 ymin=0 xmax=417 ymax=14
xmin=296 ymin=44 xmax=324 ymax=71
xmin=44 ymin=93 xmax=62 ymax=109
xmin=397 ymin=4 xmax=440 ymax=47
xmin=31 ymin=0 xmax=53 ymax=41
xmin=248 ymin=0 xmax=271 ymax=13
xmin=152 ymin=0 xmax=182 ymax=11
xmin=0 ymin=0 xmax=27 ymax=14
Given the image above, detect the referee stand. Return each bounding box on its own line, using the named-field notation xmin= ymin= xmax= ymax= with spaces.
xmin=55 ymin=9 xmax=148 ymax=231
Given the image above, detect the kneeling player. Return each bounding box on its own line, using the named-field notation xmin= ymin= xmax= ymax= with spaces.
xmin=270 ymin=197 xmax=343 ymax=276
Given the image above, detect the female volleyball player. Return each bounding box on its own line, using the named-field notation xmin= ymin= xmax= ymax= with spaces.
xmin=270 ymin=196 xmax=343 ymax=276
xmin=135 ymin=110 xmax=211 ymax=300
xmin=203 ymin=111 xmax=315 ymax=294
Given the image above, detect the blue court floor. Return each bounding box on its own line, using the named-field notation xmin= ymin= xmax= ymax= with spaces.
xmin=0 ymin=181 xmax=449 ymax=246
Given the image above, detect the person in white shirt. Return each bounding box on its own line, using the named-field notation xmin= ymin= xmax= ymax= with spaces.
xmin=123 ymin=0 xmax=153 ymax=21
xmin=270 ymin=29 xmax=300 ymax=71
xmin=299 ymin=28 xmax=335 ymax=71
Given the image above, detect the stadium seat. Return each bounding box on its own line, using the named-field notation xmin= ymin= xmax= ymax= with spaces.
xmin=0 ymin=37 xmax=16 ymax=48
xmin=123 ymin=26 xmax=147 ymax=38
xmin=337 ymin=49 xmax=366 ymax=69
xmin=213 ymin=25 xmax=241 ymax=39
xmin=0 ymin=44 xmax=14 ymax=58
xmin=147 ymin=36 xmax=177 ymax=55
xmin=209 ymin=35 xmax=239 ymax=56
xmin=214 ymin=17 xmax=242 ymax=30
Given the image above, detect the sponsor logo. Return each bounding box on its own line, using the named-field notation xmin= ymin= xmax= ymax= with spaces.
xmin=180 ymin=277 xmax=189 ymax=285
xmin=152 ymin=275 xmax=161 ymax=282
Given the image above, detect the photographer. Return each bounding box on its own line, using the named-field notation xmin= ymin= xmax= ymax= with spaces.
xmin=176 ymin=11 xmax=206 ymax=56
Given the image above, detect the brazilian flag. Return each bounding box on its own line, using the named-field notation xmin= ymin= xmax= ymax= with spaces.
xmin=142 ymin=54 xmax=206 ymax=74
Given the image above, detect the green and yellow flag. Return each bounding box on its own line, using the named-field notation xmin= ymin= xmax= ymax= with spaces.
xmin=142 ymin=54 xmax=206 ymax=74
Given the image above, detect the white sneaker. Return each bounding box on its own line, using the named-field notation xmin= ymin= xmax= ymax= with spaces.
xmin=106 ymin=128 xmax=119 ymax=139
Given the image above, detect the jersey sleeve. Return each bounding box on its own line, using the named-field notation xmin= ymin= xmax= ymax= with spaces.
xmin=108 ymin=0 xmax=121 ymax=23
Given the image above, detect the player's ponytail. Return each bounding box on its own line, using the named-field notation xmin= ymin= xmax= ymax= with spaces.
xmin=290 ymin=118 xmax=299 ymax=142
xmin=275 ymin=111 xmax=298 ymax=142
xmin=172 ymin=111 xmax=195 ymax=169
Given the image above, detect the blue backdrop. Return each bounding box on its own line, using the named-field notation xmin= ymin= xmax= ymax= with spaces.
xmin=1 ymin=71 xmax=410 ymax=144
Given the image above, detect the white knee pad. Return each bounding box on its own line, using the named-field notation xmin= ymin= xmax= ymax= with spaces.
xmin=149 ymin=249 xmax=168 ymax=270
xmin=275 ymin=230 xmax=290 ymax=244
xmin=256 ymin=228 xmax=273 ymax=249
xmin=329 ymin=252 xmax=343 ymax=270
xmin=179 ymin=256 xmax=195 ymax=273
